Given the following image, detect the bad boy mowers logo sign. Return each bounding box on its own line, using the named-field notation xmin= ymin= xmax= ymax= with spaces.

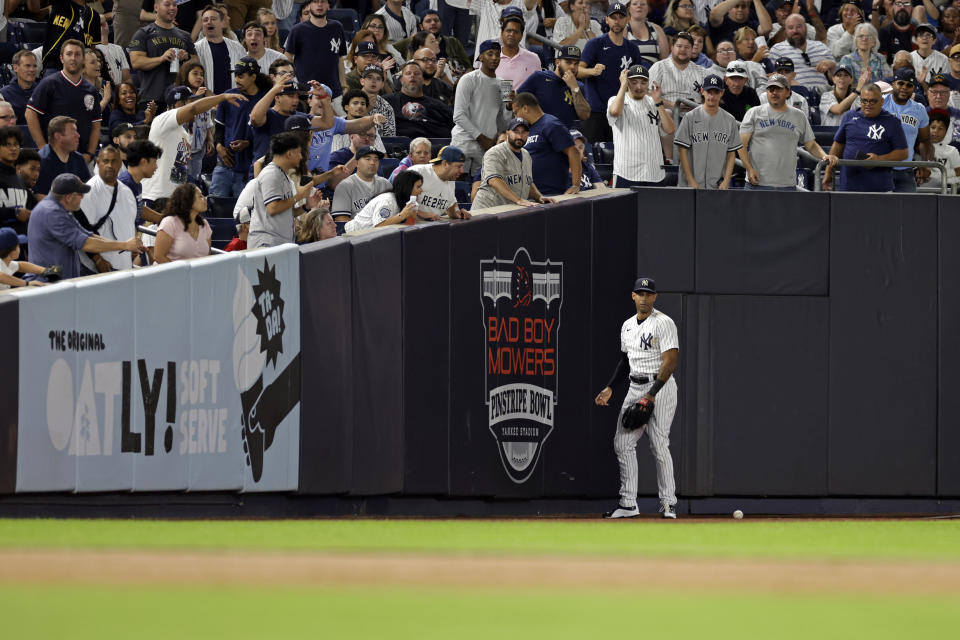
xmin=481 ymin=248 xmax=562 ymax=484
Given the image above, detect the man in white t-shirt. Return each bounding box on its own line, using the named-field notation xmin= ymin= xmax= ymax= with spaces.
xmin=141 ymin=85 xmax=249 ymax=207
xmin=79 ymin=145 xmax=139 ymax=272
xmin=407 ymin=145 xmax=471 ymax=220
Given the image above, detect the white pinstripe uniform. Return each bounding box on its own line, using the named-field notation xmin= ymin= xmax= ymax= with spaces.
xmin=614 ymin=308 xmax=679 ymax=510
xmin=606 ymin=92 xmax=666 ymax=184
xmin=648 ymin=58 xmax=706 ymax=109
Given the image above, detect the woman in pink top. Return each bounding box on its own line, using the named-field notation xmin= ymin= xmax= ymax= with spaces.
xmin=154 ymin=184 xmax=213 ymax=263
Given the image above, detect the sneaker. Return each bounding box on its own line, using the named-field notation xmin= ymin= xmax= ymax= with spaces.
xmin=602 ymin=504 xmax=639 ymax=519
xmin=660 ymin=503 xmax=677 ymax=519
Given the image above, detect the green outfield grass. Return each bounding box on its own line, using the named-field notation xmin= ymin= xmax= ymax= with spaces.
xmin=0 ymin=518 xmax=959 ymax=561
xmin=1 ymin=584 xmax=957 ymax=639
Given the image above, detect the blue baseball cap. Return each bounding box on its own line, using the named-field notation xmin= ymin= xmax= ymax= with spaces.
xmin=894 ymin=67 xmax=917 ymax=83
xmin=430 ymin=145 xmax=465 ymax=163
xmin=284 ymin=114 xmax=321 ymax=131
xmin=0 ymin=227 xmax=19 ymax=253
xmin=558 ymin=45 xmax=581 ymax=60
xmin=607 ymin=2 xmax=628 ymax=16
xmin=633 ymin=277 xmax=656 ymax=293
xmin=50 ymin=173 xmax=92 ymax=195
xmin=356 ymin=41 xmax=378 ymax=56
xmin=354 ymin=145 xmax=385 ymax=160
xmin=164 ymin=85 xmax=200 ymax=105
xmin=500 ymin=6 xmax=524 ymax=24
xmin=506 ymin=117 xmax=529 ymax=131
xmin=478 ymin=39 xmax=502 ymax=54
xmin=702 ymin=74 xmax=723 ymax=91
xmin=231 ymin=56 xmax=260 ymax=76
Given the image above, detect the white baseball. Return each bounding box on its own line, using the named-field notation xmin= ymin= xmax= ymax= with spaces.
xmin=733 ymin=509 xmax=744 ymax=520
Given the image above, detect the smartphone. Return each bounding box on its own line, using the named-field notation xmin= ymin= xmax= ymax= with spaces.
xmin=756 ymin=35 xmax=767 ymax=49
xmin=855 ymin=150 xmax=868 ymax=160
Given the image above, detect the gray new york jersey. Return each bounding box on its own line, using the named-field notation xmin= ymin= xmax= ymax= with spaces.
xmin=331 ymin=174 xmax=392 ymax=218
xmin=740 ymin=104 xmax=813 ymax=188
xmin=472 ymin=142 xmax=534 ymax=209
xmin=673 ymin=105 xmax=742 ymax=189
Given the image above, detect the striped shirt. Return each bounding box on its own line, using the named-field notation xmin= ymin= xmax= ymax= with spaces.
xmin=648 ymin=58 xmax=706 ymax=108
xmin=768 ymin=40 xmax=833 ymax=92
xmin=606 ymin=93 xmax=665 ymax=183
xmin=620 ymin=309 xmax=679 ymax=377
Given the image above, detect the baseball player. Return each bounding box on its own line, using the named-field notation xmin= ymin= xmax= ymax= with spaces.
xmin=607 ymin=64 xmax=674 ymax=187
xmin=674 ymin=74 xmax=742 ymax=189
xmin=595 ymin=277 xmax=679 ymax=519
xmin=472 ymin=118 xmax=555 ymax=209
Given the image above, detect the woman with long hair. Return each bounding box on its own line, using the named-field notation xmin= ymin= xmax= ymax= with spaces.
xmin=346 ymin=29 xmax=397 ymax=77
xmin=175 ymin=61 xmax=216 ymax=181
xmin=663 ymin=0 xmax=698 ymax=39
xmin=626 ymin=0 xmax=669 ymax=66
xmin=296 ymin=207 xmax=337 ymax=243
xmin=154 ymin=184 xmax=213 ymax=263
xmin=820 ymin=65 xmax=868 ymax=126
xmin=362 ymin=14 xmax=405 ymax=68
xmin=108 ymin=81 xmax=156 ymax=130
xmin=83 ymin=48 xmax=112 ymax=113
xmin=344 ymin=170 xmax=423 ymax=232
xmin=257 ymin=7 xmax=282 ymax=51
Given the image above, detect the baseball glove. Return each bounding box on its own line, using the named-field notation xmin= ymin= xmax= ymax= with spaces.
xmin=621 ymin=397 xmax=653 ymax=431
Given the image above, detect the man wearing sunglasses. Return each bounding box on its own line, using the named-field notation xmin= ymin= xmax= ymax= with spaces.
xmin=768 ymin=14 xmax=835 ymax=93
xmin=883 ymin=67 xmax=932 ymax=192
xmin=823 ymin=83 xmax=908 ymax=192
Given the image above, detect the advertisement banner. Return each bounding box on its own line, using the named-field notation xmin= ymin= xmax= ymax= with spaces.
xmin=14 ymin=246 xmax=301 ymax=494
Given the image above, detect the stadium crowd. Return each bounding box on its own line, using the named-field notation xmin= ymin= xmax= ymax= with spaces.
xmin=1 ymin=0 xmax=959 ymax=286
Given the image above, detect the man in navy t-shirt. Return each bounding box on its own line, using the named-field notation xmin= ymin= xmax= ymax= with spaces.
xmin=824 ymin=84 xmax=909 ymax=192
xmin=284 ymin=0 xmax=347 ymax=98
xmin=35 ymin=116 xmax=92 ymax=197
xmin=516 ymin=45 xmax=590 ymax=128
xmin=212 ymin=57 xmax=267 ymax=197
xmin=249 ymin=75 xmax=315 ymax=169
xmin=513 ymin=92 xmax=581 ymax=195
xmin=579 ymin=2 xmax=643 ymax=142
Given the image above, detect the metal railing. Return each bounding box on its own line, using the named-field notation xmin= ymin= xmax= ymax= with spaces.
xmin=138 ymin=225 xmax=226 ymax=255
xmin=812 ymin=159 xmax=948 ymax=194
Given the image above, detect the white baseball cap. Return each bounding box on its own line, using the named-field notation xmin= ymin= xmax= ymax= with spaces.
xmin=724 ymin=61 xmax=748 ymax=78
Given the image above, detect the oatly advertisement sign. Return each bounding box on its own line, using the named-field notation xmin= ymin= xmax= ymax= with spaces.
xmin=481 ymin=248 xmax=563 ymax=484
xmin=13 ymin=246 xmax=300 ymax=493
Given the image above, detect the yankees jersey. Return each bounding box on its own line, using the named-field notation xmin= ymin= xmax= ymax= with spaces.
xmin=375 ymin=4 xmax=419 ymax=41
xmin=740 ymin=104 xmax=814 ymax=188
xmin=27 ymin=71 xmax=102 ymax=152
xmin=911 ymin=50 xmax=949 ymax=80
xmin=284 ymin=20 xmax=347 ymax=98
xmin=882 ymin=95 xmax=929 ymax=164
xmin=42 ymin=0 xmax=101 ymax=70
xmin=606 ymin=93 xmax=665 ymax=183
xmin=331 ymin=173 xmax=392 ymax=219
xmin=472 ymin=142 xmax=534 ymax=209
xmin=673 ymin=105 xmax=742 ymax=189
xmin=648 ymin=58 xmax=705 ymax=109
xmin=581 ymin=34 xmax=644 ymax=113
xmin=620 ymin=309 xmax=679 ymax=377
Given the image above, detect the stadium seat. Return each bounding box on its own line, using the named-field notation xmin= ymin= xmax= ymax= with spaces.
xmin=328 ymin=8 xmax=360 ymax=31
xmin=454 ymin=181 xmax=471 ymax=204
xmin=594 ymin=163 xmax=613 ymax=183
xmin=208 ymin=218 xmax=237 ymax=250
xmin=379 ymin=157 xmax=400 ymax=178
xmin=19 ymin=21 xmax=48 ymax=44
xmin=661 ymin=164 xmax=679 ymax=187
xmin=593 ymin=142 xmax=614 ymax=165
xmin=429 ymin=137 xmax=451 ymax=156
xmin=382 ymin=136 xmax=411 ymax=159
xmin=207 ymin=196 xmax=238 ymax=218
xmin=19 ymin=125 xmax=35 ymax=149
xmin=813 ymin=126 xmax=838 ymax=149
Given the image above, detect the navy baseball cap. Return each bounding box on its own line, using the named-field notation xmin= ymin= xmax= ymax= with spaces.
xmin=761 ymin=58 xmax=777 ymax=74
xmin=775 ymin=57 xmax=794 ymax=72
xmin=50 ymin=173 xmax=92 ymax=195
xmin=500 ymin=6 xmax=524 ymax=24
xmin=569 ymin=128 xmax=585 ymax=141
xmin=627 ymin=64 xmax=648 ymax=79
xmin=832 ymin=64 xmax=854 ymax=77
xmin=111 ymin=122 xmax=135 ymax=138
xmin=356 ymin=41 xmax=378 ymax=56
xmin=361 ymin=63 xmax=384 ymax=77
xmin=702 ymin=74 xmax=723 ymax=91
xmin=894 ymin=67 xmax=917 ymax=83
xmin=164 ymin=85 xmax=200 ymax=105
xmin=284 ymin=114 xmax=320 ymax=131
xmin=232 ymin=56 xmax=260 ymax=76
xmin=558 ymin=45 xmax=581 ymax=60
xmin=916 ymin=23 xmax=937 ymax=37
xmin=430 ymin=145 xmax=465 ymax=163
xmin=607 ymin=2 xmax=628 ymax=16
xmin=929 ymin=73 xmax=951 ymax=88
xmin=354 ymin=144 xmax=385 ymax=160
xmin=506 ymin=117 xmax=529 ymax=131
xmin=633 ymin=277 xmax=656 ymax=293
xmin=478 ymin=39 xmax=502 ymax=54
xmin=0 ymin=227 xmax=18 ymax=253
xmin=278 ymin=80 xmax=302 ymax=95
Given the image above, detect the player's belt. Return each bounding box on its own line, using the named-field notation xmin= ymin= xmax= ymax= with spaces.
xmin=629 ymin=374 xmax=656 ymax=384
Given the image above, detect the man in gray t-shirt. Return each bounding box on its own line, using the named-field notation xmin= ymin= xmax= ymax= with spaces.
xmin=473 ymin=118 xmax=553 ymax=210
xmin=331 ymin=146 xmax=392 ymax=223
xmin=674 ymin=75 xmax=742 ymax=190
xmin=250 ymin=133 xmax=323 ymax=249
xmin=739 ymin=74 xmax=837 ymax=190
xmin=128 ymin=0 xmax=199 ymax=107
